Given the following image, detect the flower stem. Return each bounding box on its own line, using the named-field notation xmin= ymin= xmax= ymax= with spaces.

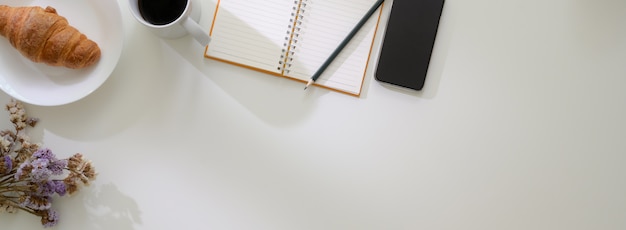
xmin=2 ymin=198 xmax=38 ymax=216
xmin=0 ymin=174 xmax=15 ymax=185
xmin=0 ymin=185 xmax=31 ymax=193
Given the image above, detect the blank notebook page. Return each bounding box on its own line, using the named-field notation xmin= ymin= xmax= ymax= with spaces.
xmin=207 ymin=0 xmax=293 ymax=73
xmin=284 ymin=0 xmax=381 ymax=95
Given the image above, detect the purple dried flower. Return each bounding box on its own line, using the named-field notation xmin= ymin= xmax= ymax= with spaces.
xmin=20 ymin=195 xmax=51 ymax=210
xmin=48 ymin=159 xmax=67 ymax=175
xmin=42 ymin=209 xmax=59 ymax=228
xmin=2 ymin=100 xmax=97 ymax=228
xmin=4 ymin=155 xmax=12 ymax=171
xmin=30 ymin=158 xmax=52 ymax=182
xmin=31 ymin=168 xmax=52 ymax=182
xmin=39 ymin=180 xmax=66 ymax=197
xmin=15 ymin=161 xmax=32 ymax=179
xmin=33 ymin=148 xmax=54 ymax=161
xmin=37 ymin=181 xmax=55 ymax=197
xmin=37 ymin=180 xmax=66 ymax=197
xmin=31 ymin=158 xmax=48 ymax=168
xmin=54 ymin=181 xmax=67 ymax=196
xmin=1 ymin=155 xmax=11 ymax=173
xmin=29 ymin=148 xmax=66 ymax=176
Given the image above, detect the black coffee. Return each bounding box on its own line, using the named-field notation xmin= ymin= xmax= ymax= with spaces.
xmin=138 ymin=0 xmax=187 ymax=25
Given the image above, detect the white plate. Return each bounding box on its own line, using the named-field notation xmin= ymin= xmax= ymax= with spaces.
xmin=0 ymin=0 xmax=124 ymax=106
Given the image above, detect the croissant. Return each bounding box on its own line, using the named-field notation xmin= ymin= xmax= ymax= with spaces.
xmin=0 ymin=5 xmax=100 ymax=69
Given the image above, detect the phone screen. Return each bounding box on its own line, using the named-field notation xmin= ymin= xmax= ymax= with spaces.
xmin=375 ymin=0 xmax=445 ymax=90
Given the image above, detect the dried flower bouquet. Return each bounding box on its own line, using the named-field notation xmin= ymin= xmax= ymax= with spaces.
xmin=0 ymin=99 xmax=96 ymax=227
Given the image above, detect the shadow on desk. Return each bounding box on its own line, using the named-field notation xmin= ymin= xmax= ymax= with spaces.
xmin=57 ymin=183 xmax=142 ymax=229
xmin=164 ymin=31 xmax=331 ymax=128
xmin=0 ymin=183 xmax=141 ymax=229
xmin=197 ymin=58 xmax=326 ymax=127
xmin=24 ymin=28 xmax=207 ymax=140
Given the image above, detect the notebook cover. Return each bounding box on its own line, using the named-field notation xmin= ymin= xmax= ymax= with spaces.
xmin=375 ymin=0 xmax=445 ymax=90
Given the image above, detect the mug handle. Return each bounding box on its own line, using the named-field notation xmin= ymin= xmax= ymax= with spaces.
xmin=182 ymin=18 xmax=211 ymax=46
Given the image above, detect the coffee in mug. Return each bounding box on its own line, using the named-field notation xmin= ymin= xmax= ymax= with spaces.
xmin=138 ymin=0 xmax=186 ymax=25
xmin=129 ymin=0 xmax=210 ymax=46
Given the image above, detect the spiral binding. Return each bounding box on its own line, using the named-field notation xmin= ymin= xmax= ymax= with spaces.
xmin=279 ymin=0 xmax=308 ymax=73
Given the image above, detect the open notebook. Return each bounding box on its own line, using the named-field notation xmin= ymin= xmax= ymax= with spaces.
xmin=204 ymin=0 xmax=383 ymax=96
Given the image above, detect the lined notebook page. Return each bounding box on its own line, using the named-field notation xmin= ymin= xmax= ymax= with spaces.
xmin=284 ymin=0 xmax=381 ymax=95
xmin=206 ymin=0 xmax=294 ymax=73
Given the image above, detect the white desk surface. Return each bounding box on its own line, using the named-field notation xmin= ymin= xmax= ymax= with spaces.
xmin=2 ymin=0 xmax=626 ymax=229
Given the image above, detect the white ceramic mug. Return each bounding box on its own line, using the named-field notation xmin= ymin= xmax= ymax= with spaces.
xmin=129 ymin=0 xmax=210 ymax=46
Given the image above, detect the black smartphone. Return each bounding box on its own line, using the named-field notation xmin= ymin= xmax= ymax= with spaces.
xmin=375 ymin=0 xmax=445 ymax=90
